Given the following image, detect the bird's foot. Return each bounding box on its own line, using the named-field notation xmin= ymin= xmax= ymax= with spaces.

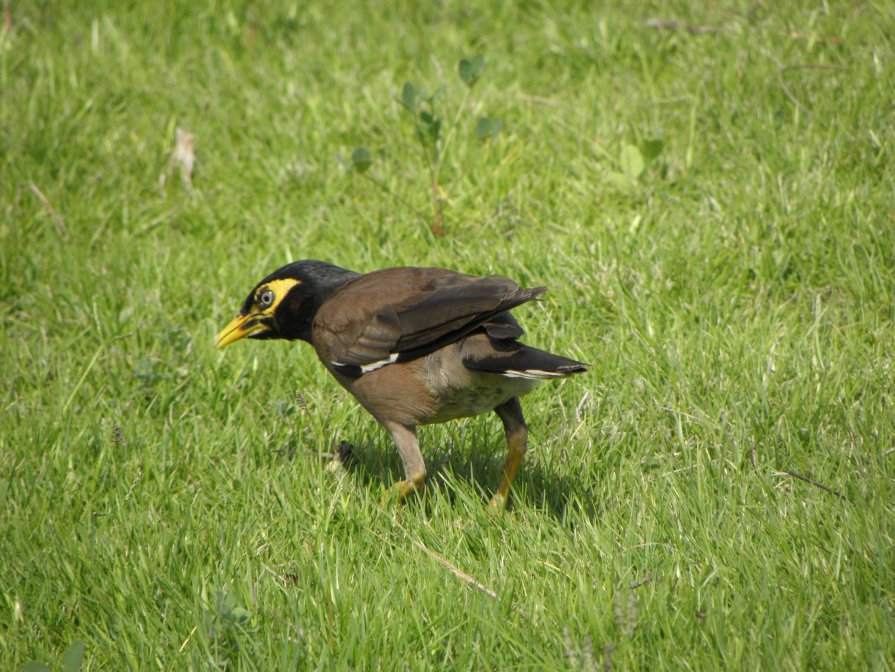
xmin=381 ymin=479 xmax=425 ymax=506
xmin=488 ymin=492 xmax=508 ymax=512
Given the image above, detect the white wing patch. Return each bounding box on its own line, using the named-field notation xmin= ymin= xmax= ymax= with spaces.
xmin=360 ymin=353 xmax=400 ymax=373
xmin=330 ymin=353 xmax=400 ymax=375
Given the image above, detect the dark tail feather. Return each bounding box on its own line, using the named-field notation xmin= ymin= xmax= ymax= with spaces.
xmin=463 ymin=343 xmax=588 ymax=380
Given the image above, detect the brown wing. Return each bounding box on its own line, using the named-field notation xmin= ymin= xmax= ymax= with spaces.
xmin=312 ymin=267 xmax=545 ymax=370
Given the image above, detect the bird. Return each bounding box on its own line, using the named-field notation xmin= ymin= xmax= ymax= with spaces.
xmin=216 ymin=260 xmax=587 ymax=508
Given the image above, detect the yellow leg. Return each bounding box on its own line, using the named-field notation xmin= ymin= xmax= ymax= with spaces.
xmin=489 ymin=399 xmax=528 ymax=510
xmin=489 ymin=432 xmax=527 ymax=509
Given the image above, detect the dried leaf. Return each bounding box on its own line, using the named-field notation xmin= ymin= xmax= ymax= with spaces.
xmin=172 ymin=128 xmax=196 ymax=187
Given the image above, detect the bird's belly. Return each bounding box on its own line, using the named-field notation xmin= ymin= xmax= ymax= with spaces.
xmin=424 ymin=379 xmax=538 ymax=423
xmin=421 ymin=351 xmax=539 ymax=424
xmin=328 ymin=346 xmax=539 ymax=427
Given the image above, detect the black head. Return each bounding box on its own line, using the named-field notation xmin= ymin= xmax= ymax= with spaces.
xmin=216 ymin=260 xmax=358 ymax=347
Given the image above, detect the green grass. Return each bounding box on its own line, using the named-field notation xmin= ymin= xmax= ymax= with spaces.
xmin=2 ymin=1 xmax=894 ymax=669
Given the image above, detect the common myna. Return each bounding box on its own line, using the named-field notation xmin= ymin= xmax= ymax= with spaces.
xmin=216 ymin=261 xmax=587 ymax=507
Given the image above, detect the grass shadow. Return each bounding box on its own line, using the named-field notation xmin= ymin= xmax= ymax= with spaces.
xmin=321 ymin=430 xmax=602 ymax=522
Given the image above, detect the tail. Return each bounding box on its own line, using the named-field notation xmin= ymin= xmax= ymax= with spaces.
xmin=464 ymin=343 xmax=588 ymax=380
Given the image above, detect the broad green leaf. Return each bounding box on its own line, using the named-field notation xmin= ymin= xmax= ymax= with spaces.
xmin=351 ymin=147 xmax=372 ymax=174
xmin=620 ymin=144 xmax=644 ymax=179
xmin=476 ymin=117 xmax=502 ymax=140
xmin=401 ymin=82 xmax=418 ymax=110
xmin=640 ymin=138 xmax=664 ymax=161
xmin=20 ymin=663 xmax=50 ymax=672
xmin=419 ymin=111 xmax=442 ymax=141
xmin=62 ymin=641 xmax=86 ymax=672
xmin=458 ymin=54 xmax=485 ymax=88
xmin=607 ymin=171 xmax=635 ymax=192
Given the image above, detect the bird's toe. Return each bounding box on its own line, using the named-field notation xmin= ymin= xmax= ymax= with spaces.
xmin=488 ymin=492 xmax=508 ymax=512
xmin=381 ymin=478 xmax=425 ymax=506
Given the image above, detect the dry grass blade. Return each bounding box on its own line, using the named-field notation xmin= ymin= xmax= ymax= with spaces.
xmin=160 ymin=127 xmax=197 ymax=190
xmin=370 ymin=528 xmax=498 ymax=600
xmin=173 ymin=128 xmax=196 ymax=187
xmin=408 ymin=536 xmax=499 ymax=600
xmin=29 ymin=181 xmax=70 ymax=241
xmin=773 ymin=469 xmax=846 ymax=500
xmin=165 ymin=626 xmax=198 ymax=672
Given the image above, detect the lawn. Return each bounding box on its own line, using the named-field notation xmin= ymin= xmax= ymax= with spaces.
xmin=2 ymin=1 xmax=894 ymax=669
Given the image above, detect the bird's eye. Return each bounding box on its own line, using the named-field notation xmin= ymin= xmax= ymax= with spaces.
xmin=258 ymin=289 xmax=275 ymax=308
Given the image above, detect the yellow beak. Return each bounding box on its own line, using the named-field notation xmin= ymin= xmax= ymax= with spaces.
xmin=216 ymin=313 xmax=267 ymax=348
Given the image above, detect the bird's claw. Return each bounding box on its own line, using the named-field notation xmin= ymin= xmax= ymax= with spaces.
xmin=381 ymin=479 xmax=424 ymax=507
xmin=488 ymin=493 xmax=508 ymax=512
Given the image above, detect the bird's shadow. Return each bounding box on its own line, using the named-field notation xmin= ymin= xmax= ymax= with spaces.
xmin=314 ymin=429 xmax=602 ymax=521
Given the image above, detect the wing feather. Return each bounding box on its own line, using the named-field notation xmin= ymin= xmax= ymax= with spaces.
xmin=312 ymin=268 xmax=544 ymax=368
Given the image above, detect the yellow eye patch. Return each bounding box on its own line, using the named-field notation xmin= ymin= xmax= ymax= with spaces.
xmin=256 ymin=278 xmax=300 ymax=313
